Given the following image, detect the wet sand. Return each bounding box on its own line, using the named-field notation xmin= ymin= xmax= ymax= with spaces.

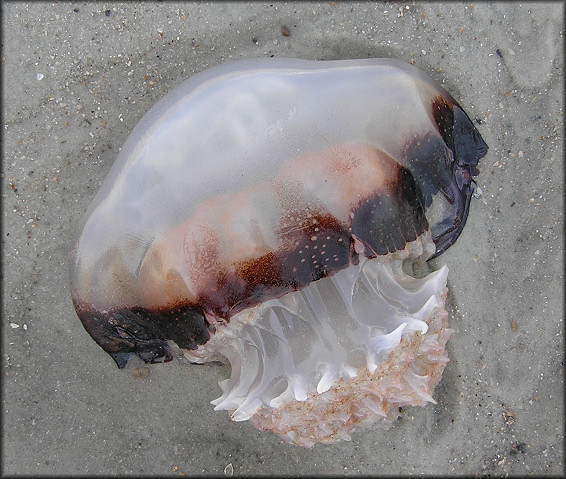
xmin=2 ymin=2 xmax=563 ymax=475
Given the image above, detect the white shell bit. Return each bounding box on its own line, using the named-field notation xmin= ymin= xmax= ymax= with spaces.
xmin=69 ymin=58 xmax=487 ymax=447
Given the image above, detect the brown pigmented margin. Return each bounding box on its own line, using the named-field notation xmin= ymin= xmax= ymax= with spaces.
xmin=77 ymin=148 xmax=431 ymax=367
xmin=431 ymin=95 xmax=455 ymax=154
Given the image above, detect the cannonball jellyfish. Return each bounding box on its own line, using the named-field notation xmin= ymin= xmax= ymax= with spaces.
xmin=69 ymin=58 xmax=487 ymax=447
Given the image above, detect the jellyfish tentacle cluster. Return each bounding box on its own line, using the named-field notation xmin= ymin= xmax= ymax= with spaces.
xmin=185 ymin=234 xmax=451 ymax=446
xmin=69 ymin=58 xmax=487 ymax=447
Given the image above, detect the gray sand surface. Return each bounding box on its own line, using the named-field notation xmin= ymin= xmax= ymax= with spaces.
xmin=2 ymin=2 xmax=563 ymax=476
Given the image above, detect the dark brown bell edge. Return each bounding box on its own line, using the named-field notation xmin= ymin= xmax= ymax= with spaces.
xmin=429 ymin=96 xmax=488 ymax=258
xmin=73 ymin=163 xmax=431 ymax=369
xmin=74 ymin=300 xmax=212 ymax=368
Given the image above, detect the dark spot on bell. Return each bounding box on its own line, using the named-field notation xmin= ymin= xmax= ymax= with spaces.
xmin=75 ymin=300 xmax=211 ymax=368
xmin=350 ymin=165 xmax=427 ymax=257
xmin=431 ymin=96 xmax=455 ymax=153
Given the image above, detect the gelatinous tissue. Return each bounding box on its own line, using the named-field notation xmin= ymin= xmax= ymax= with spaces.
xmin=69 ymin=58 xmax=488 ymax=447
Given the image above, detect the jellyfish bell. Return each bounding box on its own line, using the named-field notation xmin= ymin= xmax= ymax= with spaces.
xmin=69 ymin=58 xmax=487 ymax=447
